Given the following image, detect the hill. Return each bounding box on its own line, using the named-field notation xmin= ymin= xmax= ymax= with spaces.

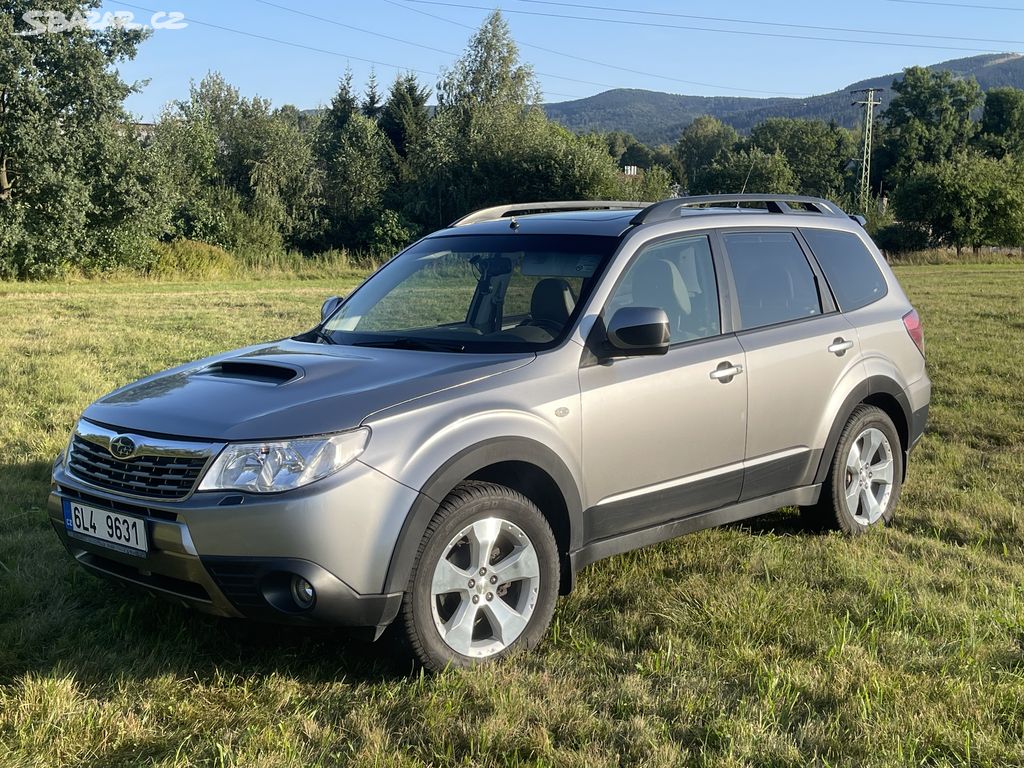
xmin=543 ymin=53 xmax=1024 ymax=145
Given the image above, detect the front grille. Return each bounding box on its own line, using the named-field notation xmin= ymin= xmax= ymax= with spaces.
xmin=205 ymin=561 xmax=266 ymax=610
xmin=68 ymin=435 xmax=208 ymax=500
xmin=59 ymin=485 xmax=178 ymax=522
xmin=78 ymin=551 xmax=211 ymax=602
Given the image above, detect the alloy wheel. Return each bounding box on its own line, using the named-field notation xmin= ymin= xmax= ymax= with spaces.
xmin=844 ymin=426 xmax=895 ymax=524
xmin=430 ymin=516 xmax=541 ymax=658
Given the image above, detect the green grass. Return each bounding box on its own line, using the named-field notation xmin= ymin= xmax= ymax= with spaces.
xmin=1 ymin=266 xmax=1023 ymax=767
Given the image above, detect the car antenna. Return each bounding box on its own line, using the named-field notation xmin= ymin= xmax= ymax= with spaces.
xmin=737 ymin=153 xmax=758 ymax=206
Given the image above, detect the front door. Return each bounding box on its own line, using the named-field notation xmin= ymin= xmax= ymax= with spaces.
xmin=579 ymin=233 xmax=747 ymax=541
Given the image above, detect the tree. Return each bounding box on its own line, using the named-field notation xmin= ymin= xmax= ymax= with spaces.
xmin=435 ymin=10 xmax=538 ymax=121
xmin=602 ymin=130 xmax=630 ymax=164
xmin=891 ymin=152 xmax=1024 ymax=256
xmin=0 ymin=0 xmax=164 ymax=277
xmin=379 ymin=73 xmax=431 ymax=159
xmin=408 ymin=11 xmax=623 ymax=227
xmin=673 ymin=116 xmax=739 ymax=191
xmin=875 ymin=66 xmax=982 ymax=184
xmin=650 ymin=144 xmax=684 ymax=185
xmin=152 ymin=72 xmax=318 ymax=252
xmin=361 ymin=69 xmax=383 ymax=120
xmin=978 ymin=86 xmax=1024 ymax=159
xmin=319 ymin=70 xmax=358 ymax=139
xmin=691 ymin=147 xmax=797 ymax=195
xmin=316 ymin=111 xmax=397 ymax=250
xmin=313 ymin=72 xmax=398 ymax=249
xmin=614 ymin=164 xmax=673 ymax=202
xmin=749 ymin=118 xmax=855 ymax=197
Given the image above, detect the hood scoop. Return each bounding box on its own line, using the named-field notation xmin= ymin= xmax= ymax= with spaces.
xmin=201 ymin=359 xmax=303 ymax=385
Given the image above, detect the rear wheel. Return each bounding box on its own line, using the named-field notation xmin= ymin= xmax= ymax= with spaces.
xmin=806 ymin=405 xmax=903 ymax=534
xmin=401 ymin=481 xmax=560 ymax=671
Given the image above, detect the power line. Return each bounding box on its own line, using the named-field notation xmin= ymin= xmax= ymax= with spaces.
xmin=513 ymin=0 xmax=1024 ymax=46
xmin=106 ymin=0 xmax=568 ymax=99
xmin=252 ymin=0 xmax=457 ymax=57
xmin=382 ymin=0 xmax=804 ymax=96
xmin=250 ymin=0 xmax=622 ymax=92
xmin=402 ymin=0 xmax=1018 ymax=53
xmin=109 ymin=1 xmax=440 ymax=79
xmin=887 ymin=0 xmax=1024 ymax=9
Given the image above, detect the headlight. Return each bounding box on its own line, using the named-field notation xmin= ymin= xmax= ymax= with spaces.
xmin=197 ymin=428 xmax=369 ymax=493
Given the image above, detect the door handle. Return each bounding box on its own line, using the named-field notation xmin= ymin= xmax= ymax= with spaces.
xmin=710 ymin=362 xmax=744 ymax=382
xmin=828 ymin=338 xmax=855 ymax=356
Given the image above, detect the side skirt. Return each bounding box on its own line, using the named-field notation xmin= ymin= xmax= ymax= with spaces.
xmin=569 ymin=484 xmax=821 ymax=573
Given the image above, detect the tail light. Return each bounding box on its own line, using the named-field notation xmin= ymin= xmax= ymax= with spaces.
xmin=903 ymin=309 xmax=924 ymax=356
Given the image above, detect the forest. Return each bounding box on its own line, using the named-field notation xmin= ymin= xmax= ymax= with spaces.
xmin=2 ymin=2 xmax=1024 ymax=279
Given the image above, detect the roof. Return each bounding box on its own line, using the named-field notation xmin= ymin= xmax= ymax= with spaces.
xmin=431 ymin=209 xmax=643 ymax=238
xmin=431 ymin=196 xmax=865 ymax=240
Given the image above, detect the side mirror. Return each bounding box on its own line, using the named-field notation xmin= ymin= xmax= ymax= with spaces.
xmin=605 ymin=307 xmax=670 ymax=356
xmin=321 ymin=296 xmax=343 ymax=322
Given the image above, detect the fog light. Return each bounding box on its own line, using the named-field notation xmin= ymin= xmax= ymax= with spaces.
xmin=290 ymin=575 xmax=315 ymax=610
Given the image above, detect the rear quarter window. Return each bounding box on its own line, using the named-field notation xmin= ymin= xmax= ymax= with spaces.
xmin=801 ymin=229 xmax=888 ymax=311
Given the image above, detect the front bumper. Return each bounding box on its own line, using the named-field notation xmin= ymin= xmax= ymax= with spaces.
xmin=48 ymin=458 xmax=417 ymax=632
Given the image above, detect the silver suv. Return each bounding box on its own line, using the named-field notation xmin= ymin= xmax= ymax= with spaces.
xmin=49 ymin=195 xmax=930 ymax=670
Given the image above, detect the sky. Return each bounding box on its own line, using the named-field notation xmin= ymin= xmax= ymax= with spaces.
xmin=66 ymin=0 xmax=1024 ymax=120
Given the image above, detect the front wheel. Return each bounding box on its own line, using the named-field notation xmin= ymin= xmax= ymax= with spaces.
xmin=401 ymin=481 xmax=560 ymax=671
xmin=806 ymin=404 xmax=903 ymax=535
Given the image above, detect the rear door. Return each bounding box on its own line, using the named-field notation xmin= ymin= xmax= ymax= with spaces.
xmin=579 ymin=232 xmax=747 ymax=541
xmin=719 ymin=230 xmax=862 ymax=500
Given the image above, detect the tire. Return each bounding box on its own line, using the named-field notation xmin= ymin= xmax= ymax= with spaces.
xmin=400 ymin=481 xmax=560 ymax=671
xmin=804 ymin=404 xmax=903 ymax=535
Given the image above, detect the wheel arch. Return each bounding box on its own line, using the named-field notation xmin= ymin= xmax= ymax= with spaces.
xmin=813 ymin=375 xmax=912 ymax=485
xmin=381 ymin=437 xmax=583 ymax=596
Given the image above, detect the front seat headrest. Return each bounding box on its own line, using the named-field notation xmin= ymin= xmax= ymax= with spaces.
xmin=631 ymin=258 xmax=691 ymax=317
xmin=530 ymin=278 xmax=575 ymax=325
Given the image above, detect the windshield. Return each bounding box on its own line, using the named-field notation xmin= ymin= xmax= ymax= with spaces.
xmin=315 ymin=234 xmax=621 ymax=352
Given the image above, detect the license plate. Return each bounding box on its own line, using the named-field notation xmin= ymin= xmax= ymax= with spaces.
xmin=63 ymin=499 xmax=149 ymax=556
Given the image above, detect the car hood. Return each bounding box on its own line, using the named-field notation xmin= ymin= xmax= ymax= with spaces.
xmin=83 ymin=339 xmax=534 ymax=441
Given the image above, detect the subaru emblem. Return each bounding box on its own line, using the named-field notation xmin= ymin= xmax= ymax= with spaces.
xmin=109 ymin=435 xmax=137 ymax=460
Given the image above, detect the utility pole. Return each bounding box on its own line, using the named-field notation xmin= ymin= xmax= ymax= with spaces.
xmin=852 ymin=87 xmax=883 ymax=214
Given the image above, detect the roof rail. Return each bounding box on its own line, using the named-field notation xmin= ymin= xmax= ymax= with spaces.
xmin=449 ymin=200 xmax=651 ymax=228
xmin=631 ymin=195 xmax=853 ymax=226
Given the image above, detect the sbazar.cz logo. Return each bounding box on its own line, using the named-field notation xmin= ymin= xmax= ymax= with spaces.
xmin=16 ymin=9 xmax=187 ymax=35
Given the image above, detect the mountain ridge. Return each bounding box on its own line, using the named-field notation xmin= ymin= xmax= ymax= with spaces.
xmin=542 ymin=53 xmax=1024 ymax=145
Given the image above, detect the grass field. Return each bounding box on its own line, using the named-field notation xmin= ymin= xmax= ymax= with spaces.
xmin=1 ymin=265 xmax=1022 ymax=767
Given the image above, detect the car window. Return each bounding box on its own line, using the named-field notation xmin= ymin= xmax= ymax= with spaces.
xmin=801 ymin=228 xmax=888 ymax=311
xmin=723 ymin=232 xmax=822 ymax=330
xmin=319 ymin=234 xmax=619 ymax=352
xmin=358 ymin=252 xmax=477 ymax=331
xmin=607 ymin=234 xmax=721 ymax=343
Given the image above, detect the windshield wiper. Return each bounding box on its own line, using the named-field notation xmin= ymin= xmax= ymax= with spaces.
xmin=352 ymin=337 xmax=466 ymax=352
xmin=310 ymin=329 xmax=336 ymax=345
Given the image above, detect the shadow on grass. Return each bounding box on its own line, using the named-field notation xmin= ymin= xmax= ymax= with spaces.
xmin=0 ymin=463 xmax=415 ymax=688
xmin=725 ymin=506 xmax=818 ymax=537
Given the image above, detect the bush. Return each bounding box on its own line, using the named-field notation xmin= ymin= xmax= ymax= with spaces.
xmin=888 ymin=247 xmax=1024 ymax=265
xmin=368 ymin=209 xmax=416 ymax=256
xmin=147 ymin=239 xmax=238 ymax=279
xmin=873 ymin=223 xmax=932 ymax=255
